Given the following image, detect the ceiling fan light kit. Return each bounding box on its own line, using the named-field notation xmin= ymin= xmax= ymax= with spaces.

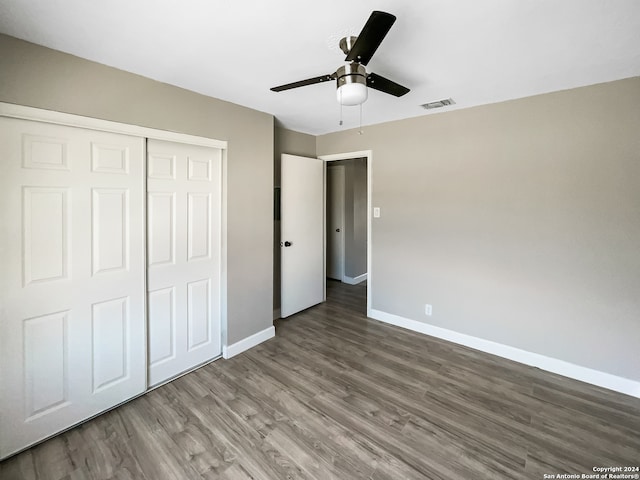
xmin=271 ymin=10 xmax=410 ymax=112
xmin=336 ymin=63 xmax=368 ymax=106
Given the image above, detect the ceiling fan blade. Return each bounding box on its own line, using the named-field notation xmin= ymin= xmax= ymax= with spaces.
xmin=271 ymin=74 xmax=334 ymax=92
xmin=366 ymin=72 xmax=410 ymax=97
xmin=345 ymin=11 xmax=396 ymax=66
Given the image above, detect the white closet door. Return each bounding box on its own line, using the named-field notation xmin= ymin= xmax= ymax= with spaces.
xmin=147 ymin=139 xmax=222 ymax=387
xmin=0 ymin=118 xmax=146 ymax=459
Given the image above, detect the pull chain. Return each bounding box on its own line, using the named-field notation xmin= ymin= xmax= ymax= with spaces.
xmin=339 ymin=88 xmax=343 ymax=126
xmin=358 ymin=103 xmax=363 ymax=135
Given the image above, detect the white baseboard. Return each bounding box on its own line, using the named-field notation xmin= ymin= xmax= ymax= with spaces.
xmin=223 ymin=326 xmax=275 ymax=359
xmin=343 ymin=273 xmax=367 ymax=285
xmin=369 ymin=309 xmax=640 ymax=399
xmin=273 ymin=308 xmax=281 ymax=320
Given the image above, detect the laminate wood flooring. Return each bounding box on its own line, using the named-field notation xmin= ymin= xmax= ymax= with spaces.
xmin=2 ymin=280 xmax=639 ymax=479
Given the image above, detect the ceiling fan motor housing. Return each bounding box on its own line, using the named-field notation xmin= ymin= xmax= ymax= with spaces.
xmin=336 ymin=63 xmax=368 ymax=106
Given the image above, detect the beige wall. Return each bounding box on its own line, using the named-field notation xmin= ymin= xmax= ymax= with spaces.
xmin=0 ymin=34 xmax=274 ymax=345
xmin=274 ymin=126 xmax=316 ymax=185
xmin=317 ymin=77 xmax=640 ymax=382
xmin=8 ymin=29 xmax=635 ymax=381
xmin=273 ymin=127 xmax=316 ymax=314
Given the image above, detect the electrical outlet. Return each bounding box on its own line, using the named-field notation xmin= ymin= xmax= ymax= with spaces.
xmin=425 ymin=304 xmax=432 ymax=316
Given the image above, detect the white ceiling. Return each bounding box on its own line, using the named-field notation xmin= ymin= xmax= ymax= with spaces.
xmin=1 ymin=0 xmax=639 ymax=135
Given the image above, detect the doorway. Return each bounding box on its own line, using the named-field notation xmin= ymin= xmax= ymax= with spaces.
xmin=277 ymin=150 xmax=372 ymax=319
xmin=320 ymin=151 xmax=372 ymax=317
xmin=326 ymin=165 xmax=345 ymax=281
xmin=326 ymin=158 xmax=368 ymax=289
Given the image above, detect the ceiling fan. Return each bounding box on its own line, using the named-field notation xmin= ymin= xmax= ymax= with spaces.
xmin=270 ymin=11 xmax=410 ymax=106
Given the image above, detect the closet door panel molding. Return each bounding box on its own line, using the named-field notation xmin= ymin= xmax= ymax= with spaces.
xmin=147 ymin=139 xmax=223 ymax=387
xmin=0 ymin=103 xmax=227 ymax=459
xmin=0 ymin=117 xmax=146 ymax=459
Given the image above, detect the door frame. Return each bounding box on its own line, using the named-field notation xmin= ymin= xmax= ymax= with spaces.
xmin=318 ymin=150 xmax=372 ymax=317
xmin=0 ymin=102 xmax=229 ymax=372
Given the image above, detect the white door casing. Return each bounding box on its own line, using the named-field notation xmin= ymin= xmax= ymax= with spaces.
xmin=280 ymin=154 xmax=325 ymax=318
xmin=147 ymin=139 xmax=222 ymax=387
xmin=327 ymin=166 xmax=345 ymax=281
xmin=0 ymin=117 xmax=146 ymax=458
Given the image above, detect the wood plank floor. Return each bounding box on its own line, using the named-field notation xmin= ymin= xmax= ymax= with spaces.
xmin=2 ymin=280 xmax=639 ymax=479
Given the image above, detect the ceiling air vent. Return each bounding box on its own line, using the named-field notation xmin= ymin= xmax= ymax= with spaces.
xmin=421 ymin=98 xmax=456 ymax=110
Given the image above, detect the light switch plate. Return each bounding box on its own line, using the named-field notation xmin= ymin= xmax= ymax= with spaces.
xmin=373 ymin=207 xmax=380 ymax=218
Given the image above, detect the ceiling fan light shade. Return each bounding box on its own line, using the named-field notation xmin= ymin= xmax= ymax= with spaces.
xmin=337 ymin=82 xmax=368 ymax=106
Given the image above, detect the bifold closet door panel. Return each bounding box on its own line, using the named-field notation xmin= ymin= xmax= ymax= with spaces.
xmin=0 ymin=117 xmax=146 ymax=459
xmin=147 ymin=139 xmax=222 ymax=387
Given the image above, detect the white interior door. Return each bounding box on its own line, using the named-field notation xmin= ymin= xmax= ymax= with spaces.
xmin=0 ymin=117 xmax=146 ymax=459
xmin=327 ymin=166 xmax=345 ymax=281
xmin=280 ymin=154 xmax=325 ymax=318
xmin=147 ymin=139 xmax=222 ymax=387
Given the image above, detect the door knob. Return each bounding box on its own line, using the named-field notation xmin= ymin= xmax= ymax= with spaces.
xmin=335 ymin=228 xmax=341 ymax=232
xmin=283 ymin=241 xmax=293 ymax=247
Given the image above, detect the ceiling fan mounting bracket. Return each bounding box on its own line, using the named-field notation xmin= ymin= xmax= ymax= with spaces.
xmin=339 ymin=36 xmax=359 ymax=56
